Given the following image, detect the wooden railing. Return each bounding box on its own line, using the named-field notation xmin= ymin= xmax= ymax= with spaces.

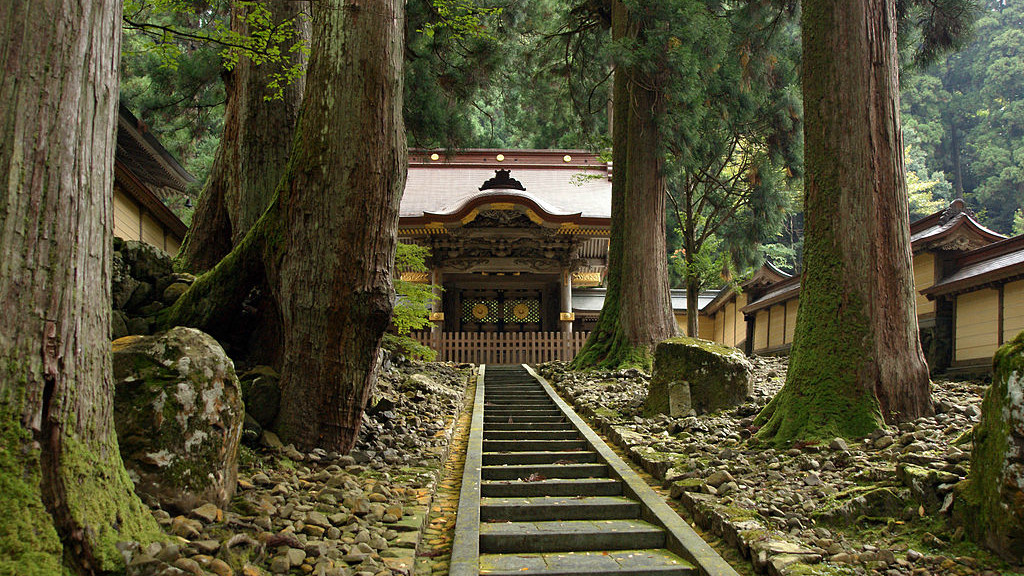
xmin=412 ymin=331 xmax=591 ymax=365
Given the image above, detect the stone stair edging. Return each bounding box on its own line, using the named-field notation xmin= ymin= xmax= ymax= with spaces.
xmin=401 ymin=365 xmax=478 ymax=576
xmin=524 ymin=365 xmax=741 ymax=576
xmin=449 ymin=365 xmax=487 ymax=576
xmin=543 ymin=369 xmax=823 ymax=576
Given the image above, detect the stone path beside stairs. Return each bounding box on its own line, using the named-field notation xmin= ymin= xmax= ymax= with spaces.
xmin=447 ymin=364 xmax=741 ymax=576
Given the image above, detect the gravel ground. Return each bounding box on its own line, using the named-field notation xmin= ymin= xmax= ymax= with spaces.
xmin=122 ymin=361 xmax=473 ymax=576
xmin=540 ymin=357 xmax=1023 ymax=576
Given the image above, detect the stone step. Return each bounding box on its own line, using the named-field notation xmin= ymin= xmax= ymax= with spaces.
xmin=484 ymin=415 xmax=566 ymax=424
xmin=482 ymin=463 xmax=607 ymax=481
xmin=482 ymin=451 xmax=598 ymax=465
xmin=483 ymin=439 xmax=587 ymax=452
xmin=483 ymin=430 xmax=580 ymax=440
xmin=478 ymin=549 xmax=697 ymax=576
xmin=485 ymin=408 xmax=563 ymax=415
xmin=479 ymin=519 xmax=666 ymax=553
xmin=484 ymin=399 xmax=553 ymax=405
xmin=480 ymin=496 xmax=641 ymax=522
xmin=485 ymin=423 xmax=576 ymax=432
xmin=481 ymin=478 xmax=622 ymax=498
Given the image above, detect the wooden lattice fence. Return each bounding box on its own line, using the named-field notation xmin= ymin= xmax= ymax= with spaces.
xmin=412 ymin=331 xmax=590 ymax=364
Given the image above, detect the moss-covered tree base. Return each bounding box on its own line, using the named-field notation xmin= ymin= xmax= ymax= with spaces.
xmin=754 ymin=376 xmax=884 ymax=447
xmin=570 ymin=325 xmax=653 ymax=372
xmin=0 ymin=407 xmax=62 ymax=575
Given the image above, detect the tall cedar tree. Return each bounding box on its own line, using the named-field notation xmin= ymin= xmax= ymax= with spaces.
xmin=178 ymin=0 xmax=309 ymax=273
xmin=755 ymin=0 xmax=934 ymax=444
xmin=0 ymin=0 xmax=164 ymax=572
xmin=571 ymin=0 xmax=679 ymax=370
xmin=163 ymin=0 xmax=406 ymax=452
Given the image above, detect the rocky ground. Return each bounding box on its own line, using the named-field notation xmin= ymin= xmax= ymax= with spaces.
xmin=121 ymin=360 xmax=473 ymax=576
xmin=540 ymin=358 xmax=1024 ymax=576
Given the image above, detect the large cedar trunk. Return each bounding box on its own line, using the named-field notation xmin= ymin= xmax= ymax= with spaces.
xmin=178 ymin=0 xmax=309 ymax=273
xmin=0 ymin=0 xmax=162 ymax=572
xmin=572 ymin=0 xmax=679 ymax=370
xmin=269 ymin=0 xmax=405 ymax=451
xmin=165 ymin=0 xmax=405 ymax=452
xmin=755 ymin=0 xmax=932 ymax=445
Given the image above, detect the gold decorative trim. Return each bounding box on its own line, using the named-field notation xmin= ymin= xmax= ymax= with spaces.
xmin=429 ymin=312 xmax=444 ymax=322
xmin=400 ymin=272 xmax=430 ymax=283
xmin=460 ymin=209 xmax=480 ymax=225
xmin=572 ymin=272 xmax=602 ymax=288
xmin=560 ymin=312 xmax=576 ymax=322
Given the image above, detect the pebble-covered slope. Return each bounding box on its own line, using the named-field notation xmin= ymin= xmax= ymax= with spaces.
xmin=540 ymin=358 xmax=1021 ymax=576
xmin=120 ymin=361 xmax=473 ymax=576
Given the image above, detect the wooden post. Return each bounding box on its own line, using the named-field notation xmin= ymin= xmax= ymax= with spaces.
xmin=431 ymin=268 xmax=443 ymax=335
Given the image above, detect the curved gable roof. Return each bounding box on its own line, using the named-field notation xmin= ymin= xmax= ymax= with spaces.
xmin=401 ymin=149 xmax=612 ymax=226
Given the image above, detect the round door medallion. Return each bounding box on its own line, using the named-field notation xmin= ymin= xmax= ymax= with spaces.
xmin=472 ymin=303 xmax=489 ymax=320
xmin=512 ymin=303 xmax=530 ymax=320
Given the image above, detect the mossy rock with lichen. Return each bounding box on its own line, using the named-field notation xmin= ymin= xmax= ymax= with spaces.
xmin=643 ymin=337 xmax=753 ymax=417
xmin=955 ymin=330 xmax=1024 ymax=561
xmin=113 ymin=327 xmax=244 ymax=513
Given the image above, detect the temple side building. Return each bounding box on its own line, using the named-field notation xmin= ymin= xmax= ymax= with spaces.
xmin=113 ymin=104 xmax=192 ymax=256
xmin=704 ymin=199 xmax=1021 ymax=374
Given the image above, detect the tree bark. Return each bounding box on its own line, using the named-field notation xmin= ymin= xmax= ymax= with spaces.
xmin=572 ymin=0 xmax=679 ymax=371
xmin=755 ymin=0 xmax=932 ymax=445
xmin=0 ymin=0 xmax=162 ymax=572
xmin=165 ymin=0 xmax=406 ymax=452
xmin=178 ymin=0 xmax=309 ymax=273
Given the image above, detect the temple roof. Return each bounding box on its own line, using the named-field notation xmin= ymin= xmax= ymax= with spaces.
xmin=922 ymin=234 xmax=1024 ymax=298
xmin=115 ymin=104 xmax=191 ymax=238
xmin=909 ymin=198 xmax=1005 ymax=252
xmin=401 ymin=149 xmax=612 ymax=225
xmin=573 ymin=288 xmax=720 ymax=313
xmin=116 ymin=104 xmax=195 ymax=192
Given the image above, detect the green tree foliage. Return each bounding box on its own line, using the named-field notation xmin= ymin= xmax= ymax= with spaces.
xmin=405 ymin=0 xmax=510 ymax=149
xmin=385 ymin=243 xmax=440 ymax=360
xmin=901 ymin=0 xmax=1024 ymax=232
xmin=464 ymin=0 xmax=612 ymax=149
xmin=635 ymin=0 xmax=803 ymax=335
xmin=120 ymin=2 xmax=229 ymax=191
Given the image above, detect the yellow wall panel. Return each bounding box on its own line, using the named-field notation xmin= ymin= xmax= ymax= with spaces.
xmin=1004 ymin=281 xmax=1024 ymax=343
xmin=140 ymin=213 xmax=165 ymax=250
xmin=113 ymin=188 xmax=141 ymax=241
xmin=955 ymin=288 xmax=999 ymax=361
xmin=698 ymin=314 xmax=714 ymax=340
xmin=754 ymin=310 xmax=769 ymax=352
xmin=725 ymin=302 xmax=736 ymax=346
xmin=913 ymin=253 xmax=936 ymax=316
xmin=785 ymin=299 xmax=798 ymax=343
xmin=768 ymin=304 xmax=785 ymax=348
xmin=735 ymin=293 xmax=748 ymax=346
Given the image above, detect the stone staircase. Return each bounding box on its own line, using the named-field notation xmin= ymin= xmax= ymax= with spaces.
xmin=449 ymin=364 xmax=739 ymax=576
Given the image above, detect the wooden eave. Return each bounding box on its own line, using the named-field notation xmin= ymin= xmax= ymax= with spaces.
xmin=409 ymin=148 xmax=610 ymax=170
xmin=741 ymin=275 xmax=801 ymax=314
xmin=399 ymin=192 xmax=611 ymax=229
xmin=114 ymin=160 xmax=188 ymax=239
xmin=922 ymin=234 xmax=1024 ymax=298
xmin=700 ymin=287 xmax=737 ymax=316
xmin=911 ymin=213 xmax=1006 ymax=253
xmin=701 ymin=262 xmax=792 ymax=316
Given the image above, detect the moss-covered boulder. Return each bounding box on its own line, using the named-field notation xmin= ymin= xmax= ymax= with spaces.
xmin=112 ymin=327 xmax=244 ymax=513
xmin=643 ymin=337 xmax=753 ymax=417
xmin=956 ymin=330 xmax=1024 ymax=561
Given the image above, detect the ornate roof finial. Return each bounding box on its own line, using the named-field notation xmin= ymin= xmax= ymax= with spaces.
xmin=479 ymin=169 xmax=526 ymax=191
